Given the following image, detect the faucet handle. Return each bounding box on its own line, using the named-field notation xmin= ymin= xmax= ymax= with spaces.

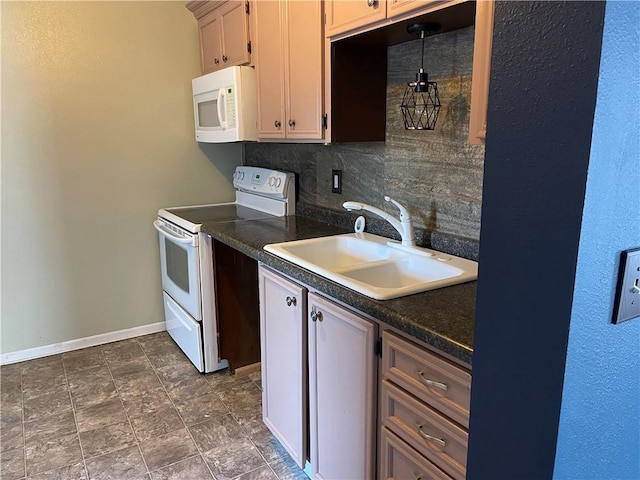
xmin=384 ymin=196 xmax=410 ymax=222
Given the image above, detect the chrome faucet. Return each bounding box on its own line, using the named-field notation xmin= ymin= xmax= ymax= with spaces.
xmin=343 ymin=196 xmax=415 ymax=247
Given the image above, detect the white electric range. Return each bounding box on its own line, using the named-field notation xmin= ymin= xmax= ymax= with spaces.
xmin=154 ymin=166 xmax=295 ymax=372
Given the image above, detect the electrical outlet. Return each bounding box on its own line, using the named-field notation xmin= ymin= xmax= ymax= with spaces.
xmin=612 ymin=248 xmax=640 ymax=324
xmin=332 ymin=169 xmax=342 ymax=194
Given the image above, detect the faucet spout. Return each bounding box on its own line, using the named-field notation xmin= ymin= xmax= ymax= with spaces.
xmin=342 ymin=197 xmax=415 ymax=247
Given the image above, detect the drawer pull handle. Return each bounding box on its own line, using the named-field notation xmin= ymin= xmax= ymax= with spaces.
xmin=417 ymin=370 xmax=448 ymax=391
xmin=412 ymin=474 xmax=423 ymax=480
xmin=416 ymin=424 xmax=446 ymax=448
xmin=286 ymin=296 xmax=297 ymax=307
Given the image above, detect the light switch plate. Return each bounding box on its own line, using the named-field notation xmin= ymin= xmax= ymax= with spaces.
xmin=612 ymin=248 xmax=640 ymax=324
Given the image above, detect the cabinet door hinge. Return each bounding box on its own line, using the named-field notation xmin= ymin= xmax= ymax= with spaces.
xmin=375 ymin=337 xmax=382 ymax=358
xmin=245 ymin=1 xmax=250 ymax=15
xmin=247 ymin=41 xmax=252 ymax=54
xmin=322 ymin=113 xmax=328 ymax=130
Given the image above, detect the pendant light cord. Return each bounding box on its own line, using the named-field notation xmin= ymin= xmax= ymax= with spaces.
xmin=420 ymin=30 xmax=425 ymax=72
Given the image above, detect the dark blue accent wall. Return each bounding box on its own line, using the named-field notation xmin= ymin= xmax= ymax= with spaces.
xmin=467 ymin=2 xmax=605 ymax=478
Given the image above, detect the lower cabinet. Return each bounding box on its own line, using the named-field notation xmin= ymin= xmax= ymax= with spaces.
xmin=380 ymin=331 xmax=471 ymax=479
xmin=308 ymin=292 xmax=378 ymax=480
xmin=258 ymin=265 xmax=308 ymax=468
xmin=258 ymin=264 xmax=471 ymax=480
xmin=258 ymin=265 xmax=377 ymax=479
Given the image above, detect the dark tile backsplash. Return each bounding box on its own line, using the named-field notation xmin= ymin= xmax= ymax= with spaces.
xmin=245 ymin=26 xmax=484 ymax=260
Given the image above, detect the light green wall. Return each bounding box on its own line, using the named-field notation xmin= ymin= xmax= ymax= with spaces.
xmin=1 ymin=1 xmax=242 ymax=354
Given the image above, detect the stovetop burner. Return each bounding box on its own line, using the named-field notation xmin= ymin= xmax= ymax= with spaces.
xmin=158 ymin=167 xmax=296 ymax=234
xmin=165 ymin=204 xmax=276 ymax=225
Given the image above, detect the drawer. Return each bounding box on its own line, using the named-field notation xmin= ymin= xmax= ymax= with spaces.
xmin=163 ymin=292 xmax=204 ymax=372
xmin=381 ymin=331 xmax=471 ymax=428
xmin=381 ymin=380 xmax=467 ymax=480
xmin=380 ymin=427 xmax=452 ymax=480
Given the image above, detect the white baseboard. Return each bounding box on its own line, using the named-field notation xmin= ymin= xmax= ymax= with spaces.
xmin=0 ymin=322 xmax=166 ymax=365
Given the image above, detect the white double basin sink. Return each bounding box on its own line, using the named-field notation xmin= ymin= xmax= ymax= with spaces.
xmin=264 ymin=233 xmax=478 ymax=300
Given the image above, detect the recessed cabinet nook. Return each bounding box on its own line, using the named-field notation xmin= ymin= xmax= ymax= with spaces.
xmin=258 ymin=265 xmax=471 ymax=479
xmin=187 ymin=0 xmax=494 ymax=144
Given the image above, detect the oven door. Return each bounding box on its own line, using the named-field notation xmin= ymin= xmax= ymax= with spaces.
xmin=154 ymin=220 xmax=201 ymax=321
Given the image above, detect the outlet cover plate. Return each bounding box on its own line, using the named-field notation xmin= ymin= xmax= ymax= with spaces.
xmin=612 ymin=248 xmax=640 ymax=324
xmin=331 ymin=169 xmax=342 ymax=194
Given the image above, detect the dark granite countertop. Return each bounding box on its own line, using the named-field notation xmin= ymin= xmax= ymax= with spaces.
xmin=202 ymin=215 xmax=475 ymax=366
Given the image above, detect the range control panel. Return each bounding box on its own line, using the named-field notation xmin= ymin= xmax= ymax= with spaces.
xmin=233 ymin=166 xmax=294 ymax=199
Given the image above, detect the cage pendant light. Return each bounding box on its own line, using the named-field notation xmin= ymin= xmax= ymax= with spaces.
xmin=401 ymin=23 xmax=442 ymax=131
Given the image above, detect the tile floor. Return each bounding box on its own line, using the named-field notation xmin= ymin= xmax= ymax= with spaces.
xmin=0 ymin=332 xmax=308 ymax=480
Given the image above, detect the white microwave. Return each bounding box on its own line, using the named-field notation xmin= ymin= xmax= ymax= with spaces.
xmin=192 ymin=66 xmax=257 ymax=143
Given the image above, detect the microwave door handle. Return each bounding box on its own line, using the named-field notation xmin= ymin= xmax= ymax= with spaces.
xmin=217 ymin=88 xmax=227 ymax=129
xmin=153 ymin=220 xmax=195 ymax=245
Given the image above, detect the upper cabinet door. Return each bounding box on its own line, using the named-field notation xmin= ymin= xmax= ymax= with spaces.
xmin=199 ymin=11 xmax=222 ymax=74
xmin=253 ymin=0 xmax=286 ymax=139
xmin=325 ymin=0 xmax=387 ymax=37
xmin=196 ymin=1 xmax=251 ymax=75
xmin=285 ymin=0 xmax=323 ymax=140
xmin=219 ymin=1 xmax=251 ymax=68
xmin=254 ymin=0 xmax=324 ymax=142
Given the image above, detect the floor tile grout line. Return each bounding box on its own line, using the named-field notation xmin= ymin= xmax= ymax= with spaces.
xmin=6 ymin=335 xmax=301 ymax=480
xmin=216 ymin=373 xmax=290 ymax=480
xmin=22 ymin=356 xmax=88 ymax=479
xmin=149 ymin=360 xmax=269 ymax=479
xmin=70 ymin=341 xmax=152 ymax=477
xmin=129 ymin=335 xmax=223 ymax=479
xmin=63 ymin=349 xmax=100 ymax=479
xmin=141 ymin=348 xmax=220 ymax=480
xmin=107 ymin=337 xmax=154 ymax=477
xmin=20 ymin=368 xmax=26 ymax=480
xmin=239 ymin=376 xmax=289 ymax=480
xmin=139 ymin=337 xmax=191 ymax=474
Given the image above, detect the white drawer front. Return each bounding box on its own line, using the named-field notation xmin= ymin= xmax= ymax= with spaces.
xmin=163 ymin=292 xmax=204 ymax=372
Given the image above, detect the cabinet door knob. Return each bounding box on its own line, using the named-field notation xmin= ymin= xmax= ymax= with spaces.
xmin=416 ymin=424 xmax=446 ymax=448
xmin=288 ymin=119 xmax=296 ymax=128
xmin=274 ymin=120 xmax=281 ymax=129
xmin=416 ymin=370 xmax=448 ymax=391
xmin=214 ymin=58 xmax=220 ymax=65
xmin=310 ymin=310 xmax=322 ymax=322
xmin=286 ymin=296 xmax=297 ymax=307
xmin=367 ymin=0 xmax=377 ymax=7
xmin=222 ymin=55 xmax=228 ymax=62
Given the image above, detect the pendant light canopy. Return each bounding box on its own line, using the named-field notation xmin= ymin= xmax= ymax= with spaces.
xmin=400 ymin=23 xmax=442 ymax=131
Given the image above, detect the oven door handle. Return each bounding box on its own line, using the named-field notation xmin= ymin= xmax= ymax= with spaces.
xmin=153 ymin=220 xmax=196 ymax=245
